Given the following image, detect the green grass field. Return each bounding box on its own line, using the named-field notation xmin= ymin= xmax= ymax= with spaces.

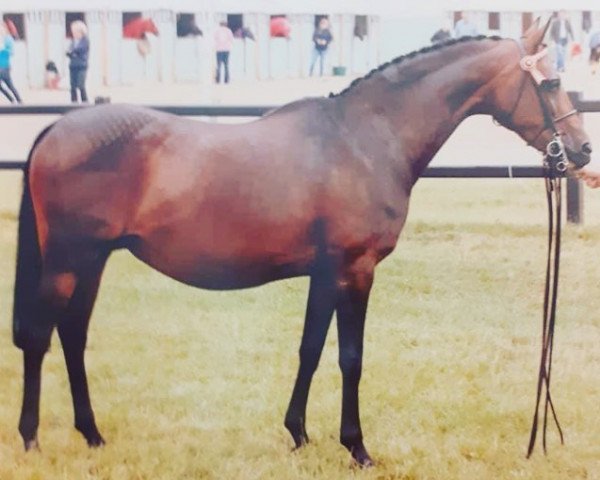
xmin=2 ymin=178 xmax=600 ymax=479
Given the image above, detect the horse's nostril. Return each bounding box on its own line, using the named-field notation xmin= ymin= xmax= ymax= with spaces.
xmin=582 ymin=143 xmax=593 ymax=155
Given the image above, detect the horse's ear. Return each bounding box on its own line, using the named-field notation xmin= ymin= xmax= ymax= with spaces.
xmin=522 ymin=17 xmax=551 ymax=51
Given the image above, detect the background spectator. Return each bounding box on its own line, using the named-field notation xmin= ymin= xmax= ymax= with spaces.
xmin=454 ymin=12 xmax=478 ymax=38
xmin=589 ymin=30 xmax=600 ymax=75
xmin=45 ymin=61 xmax=60 ymax=89
xmin=0 ymin=21 xmax=22 ymax=104
xmin=66 ymin=20 xmax=89 ymax=103
xmin=214 ymin=21 xmax=234 ymax=84
xmin=310 ymin=17 xmax=333 ymax=77
xmin=550 ymin=10 xmax=574 ymax=72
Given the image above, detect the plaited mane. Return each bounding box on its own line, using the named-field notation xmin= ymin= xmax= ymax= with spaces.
xmin=330 ymin=35 xmax=503 ymax=98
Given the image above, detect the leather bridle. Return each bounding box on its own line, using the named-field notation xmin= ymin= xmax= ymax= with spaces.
xmin=497 ymin=40 xmax=578 ymax=168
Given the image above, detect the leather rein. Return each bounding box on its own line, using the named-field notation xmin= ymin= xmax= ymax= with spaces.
xmin=501 ymin=40 xmax=575 ymax=457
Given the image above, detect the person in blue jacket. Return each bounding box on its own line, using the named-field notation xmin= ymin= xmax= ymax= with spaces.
xmin=66 ymin=20 xmax=90 ymax=103
xmin=0 ymin=21 xmax=22 ymax=103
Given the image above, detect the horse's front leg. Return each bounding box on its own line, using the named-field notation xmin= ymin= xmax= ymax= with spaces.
xmin=284 ymin=260 xmax=337 ymax=448
xmin=336 ymin=261 xmax=374 ymax=467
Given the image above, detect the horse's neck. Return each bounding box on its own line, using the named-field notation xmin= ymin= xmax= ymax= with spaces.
xmin=337 ymin=41 xmax=508 ymax=185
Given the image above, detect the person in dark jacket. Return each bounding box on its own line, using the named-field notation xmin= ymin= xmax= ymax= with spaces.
xmin=66 ymin=20 xmax=89 ymax=103
xmin=549 ymin=11 xmax=574 ymax=72
xmin=310 ymin=17 xmax=333 ymax=77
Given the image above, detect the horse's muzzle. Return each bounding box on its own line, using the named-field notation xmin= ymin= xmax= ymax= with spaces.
xmin=567 ymin=142 xmax=592 ymax=169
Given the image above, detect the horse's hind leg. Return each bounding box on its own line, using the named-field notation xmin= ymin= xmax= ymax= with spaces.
xmin=18 ymin=269 xmax=78 ymax=450
xmin=57 ymin=252 xmax=108 ymax=447
xmin=19 ymin=349 xmax=47 ymax=450
xmin=284 ymin=258 xmax=337 ymax=448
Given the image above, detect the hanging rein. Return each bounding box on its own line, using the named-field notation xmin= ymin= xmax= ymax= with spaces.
xmin=500 ymin=40 xmax=580 ymax=457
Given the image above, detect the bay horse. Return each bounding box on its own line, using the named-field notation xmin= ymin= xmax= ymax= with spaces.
xmin=13 ymin=20 xmax=592 ymax=466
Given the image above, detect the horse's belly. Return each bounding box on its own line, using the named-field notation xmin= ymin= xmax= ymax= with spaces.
xmin=130 ymin=238 xmax=315 ymax=291
xmin=178 ymin=261 xmax=311 ymax=290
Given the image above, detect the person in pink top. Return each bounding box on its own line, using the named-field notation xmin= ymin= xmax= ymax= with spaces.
xmin=214 ymin=21 xmax=234 ymax=83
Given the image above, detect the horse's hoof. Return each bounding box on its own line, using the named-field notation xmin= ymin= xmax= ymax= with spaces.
xmin=86 ymin=433 xmax=106 ymax=448
xmin=77 ymin=422 xmax=106 ymax=448
xmin=291 ymin=438 xmax=308 ymax=452
xmin=351 ymin=444 xmax=374 ymax=468
xmin=285 ymin=419 xmax=309 ymax=449
xmin=24 ymin=438 xmax=40 ymax=452
xmin=354 ymin=455 xmax=375 ymax=468
xmin=290 ymin=433 xmax=309 ymax=451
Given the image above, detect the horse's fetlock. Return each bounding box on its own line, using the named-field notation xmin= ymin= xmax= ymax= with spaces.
xmin=284 ymin=415 xmax=303 ymax=432
xmin=340 ymin=429 xmax=363 ymax=450
xmin=19 ymin=415 xmax=39 ymax=442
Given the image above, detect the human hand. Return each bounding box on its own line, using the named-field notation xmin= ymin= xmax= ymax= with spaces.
xmin=576 ymin=167 xmax=600 ymax=188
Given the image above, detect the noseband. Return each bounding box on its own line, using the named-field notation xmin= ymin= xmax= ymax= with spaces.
xmin=498 ymin=40 xmax=578 ymax=168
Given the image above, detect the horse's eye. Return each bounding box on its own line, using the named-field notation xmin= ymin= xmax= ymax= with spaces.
xmin=540 ymin=79 xmax=561 ymax=91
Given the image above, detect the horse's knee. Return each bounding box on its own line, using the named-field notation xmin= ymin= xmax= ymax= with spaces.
xmin=339 ymin=349 xmax=362 ymax=379
xmin=14 ymin=323 xmax=53 ymax=352
xmin=299 ymin=345 xmax=322 ymax=375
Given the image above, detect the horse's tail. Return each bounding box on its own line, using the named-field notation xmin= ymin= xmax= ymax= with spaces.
xmin=13 ymin=123 xmax=55 ymax=350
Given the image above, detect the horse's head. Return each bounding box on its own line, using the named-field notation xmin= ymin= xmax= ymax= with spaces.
xmin=491 ymin=19 xmax=591 ymax=169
